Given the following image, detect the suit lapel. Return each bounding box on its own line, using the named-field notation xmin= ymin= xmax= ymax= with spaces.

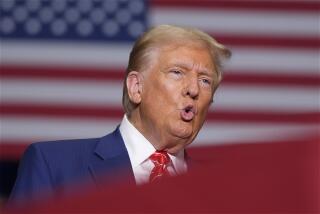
xmin=88 ymin=127 xmax=135 ymax=187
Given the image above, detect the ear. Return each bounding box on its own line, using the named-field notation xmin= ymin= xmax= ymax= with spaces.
xmin=126 ymin=71 xmax=143 ymax=104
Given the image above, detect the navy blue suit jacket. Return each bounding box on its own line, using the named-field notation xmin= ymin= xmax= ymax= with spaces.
xmin=9 ymin=127 xmax=136 ymax=203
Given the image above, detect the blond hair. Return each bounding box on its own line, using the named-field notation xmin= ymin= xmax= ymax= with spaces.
xmin=122 ymin=25 xmax=231 ymax=115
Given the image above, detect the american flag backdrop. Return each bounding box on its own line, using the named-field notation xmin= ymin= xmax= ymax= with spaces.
xmin=0 ymin=0 xmax=319 ymax=161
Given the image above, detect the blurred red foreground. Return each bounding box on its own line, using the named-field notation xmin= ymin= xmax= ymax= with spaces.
xmin=6 ymin=136 xmax=319 ymax=213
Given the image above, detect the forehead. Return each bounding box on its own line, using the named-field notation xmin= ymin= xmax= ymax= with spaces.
xmin=157 ymin=43 xmax=215 ymax=72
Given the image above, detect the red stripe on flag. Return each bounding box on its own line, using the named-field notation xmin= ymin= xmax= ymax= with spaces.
xmin=212 ymin=34 xmax=320 ymax=49
xmin=152 ymin=0 xmax=320 ymax=12
xmin=1 ymin=35 xmax=317 ymax=49
xmin=206 ymin=110 xmax=320 ymax=124
xmin=1 ymin=103 xmax=319 ymax=124
xmin=1 ymin=66 xmax=319 ymax=87
xmin=0 ymin=103 xmax=124 ymax=119
xmin=0 ymin=66 xmax=125 ymax=81
xmin=223 ymin=72 xmax=320 ymax=88
xmin=0 ymin=143 xmax=29 ymax=160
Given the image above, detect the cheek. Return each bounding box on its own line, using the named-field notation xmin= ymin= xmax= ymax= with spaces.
xmin=163 ymin=78 xmax=185 ymax=100
xmin=197 ymin=106 xmax=209 ymax=122
xmin=143 ymin=78 xmax=178 ymax=115
xmin=197 ymin=96 xmax=212 ymax=120
xmin=155 ymin=78 xmax=181 ymax=105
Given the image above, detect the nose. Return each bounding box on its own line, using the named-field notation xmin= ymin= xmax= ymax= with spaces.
xmin=184 ymin=77 xmax=199 ymax=99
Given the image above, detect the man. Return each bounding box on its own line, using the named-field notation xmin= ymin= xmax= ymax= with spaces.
xmin=9 ymin=25 xmax=231 ymax=203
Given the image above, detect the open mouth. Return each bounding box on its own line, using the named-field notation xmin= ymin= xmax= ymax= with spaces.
xmin=180 ymin=105 xmax=196 ymax=122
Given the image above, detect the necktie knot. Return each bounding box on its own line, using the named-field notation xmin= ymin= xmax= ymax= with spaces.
xmin=150 ymin=151 xmax=170 ymax=165
xmin=149 ymin=151 xmax=171 ymax=183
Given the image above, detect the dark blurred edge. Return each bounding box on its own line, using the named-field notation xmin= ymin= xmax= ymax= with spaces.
xmin=0 ymin=161 xmax=19 ymax=202
xmin=2 ymin=135 xmax=319 ymax=213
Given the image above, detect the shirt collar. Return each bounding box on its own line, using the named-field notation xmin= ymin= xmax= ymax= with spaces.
xmin=119 ymin=115 xmax=185 ymax=171
xmin=119 ymin=115 xmax=155 ymax=168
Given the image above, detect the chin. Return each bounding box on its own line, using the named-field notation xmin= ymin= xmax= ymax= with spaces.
xmin=165 ymin=128 xmax=195 ymax=154
xmin=171 ymin=123 xmax=193 ymax=139
xmin=165 ymin=119 xmax=197 ymax=146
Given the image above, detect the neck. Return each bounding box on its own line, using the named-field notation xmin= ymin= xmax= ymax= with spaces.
xmin=127 ymin=110 xmax=188 ymax=154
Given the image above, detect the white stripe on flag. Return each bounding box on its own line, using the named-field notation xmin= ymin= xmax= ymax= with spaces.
xmin=1 ymin=79 xmax=318 ymax=112
xmin=150 ymin=7 xmax=319 ymax=37
xmin=226 ymin=47 xmax=319 ymax=73
xmin=1 ymin=41 xmax=318 ymax=74
xmin=1 ymin=40 xmax=131 ymax=68
xmin=1 ymin=116 xmax=318 ymax=145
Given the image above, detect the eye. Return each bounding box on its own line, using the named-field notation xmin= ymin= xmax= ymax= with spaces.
xmin=171 ymin=70 xmax=182 ymax=75
xmin=200 ymin=78 xmax=211 ymax=86
xmin=168 ymin=69 xmax=183 ymax=79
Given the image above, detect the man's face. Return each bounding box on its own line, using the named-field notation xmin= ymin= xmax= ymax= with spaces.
xmin=137 ymin=43 xmax=216 ymax=153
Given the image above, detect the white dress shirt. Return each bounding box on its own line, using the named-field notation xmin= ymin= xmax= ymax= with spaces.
xmin=119 ymin=115 xmax=187 ymax=185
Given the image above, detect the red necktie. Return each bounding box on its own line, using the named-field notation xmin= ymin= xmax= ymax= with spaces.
xmin=149 ymin=151 xmax=171 ymax=183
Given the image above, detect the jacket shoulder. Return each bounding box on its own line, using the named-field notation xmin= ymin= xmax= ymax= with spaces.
xmin=33 ymin=137 xmax=100 ymax=156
